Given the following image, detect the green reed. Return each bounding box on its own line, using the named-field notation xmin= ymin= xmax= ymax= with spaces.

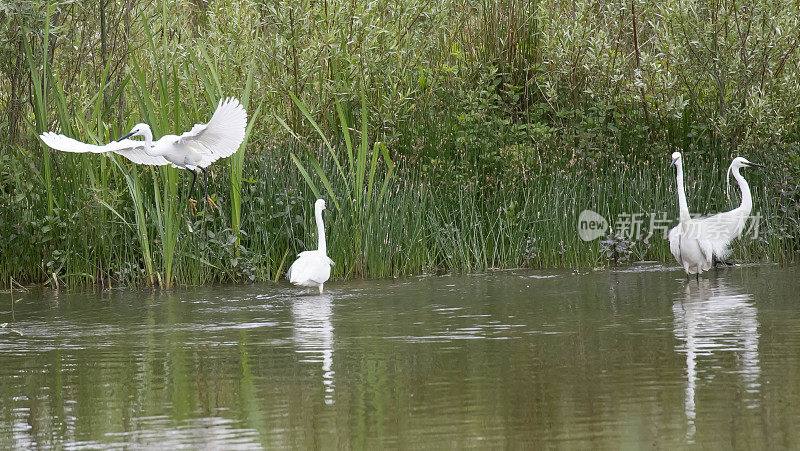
xmin=278 ymin=82 xmax=395 ymax=276
xmin=1 ymin=0 xmax=796 ymax=289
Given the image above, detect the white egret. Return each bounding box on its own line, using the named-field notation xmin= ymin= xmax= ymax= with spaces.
xmin=667 ymin=153 xmax=764 ymax=279
xmin=703 ymin=156 xmax=765 ymax=263
xmin=39 ymin=98 xmax=247 ymax=210
xmin=668 ymin=152 xmax=713 ymax=279
xmin=286 ymin=199 xmax=334 ymax=294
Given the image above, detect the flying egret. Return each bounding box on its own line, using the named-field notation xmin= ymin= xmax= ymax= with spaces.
xmin=39 ymin=98 xmax=247 ymax=211
xmin=667 ymin=152 xmax=713 ymax=279
xmin=286 ymin=199 xmax=335 ymax=294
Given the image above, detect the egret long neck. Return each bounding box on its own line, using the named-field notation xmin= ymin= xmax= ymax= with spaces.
xmin=141 ymin=128 xmax=155 ymax=155
xmin=731 ymin=166 xmax=752 ymax=215
xmin=315 ymin=207 xmax=327 ymax=255
xmin=675 ymin=160 xmax=691 ymax=223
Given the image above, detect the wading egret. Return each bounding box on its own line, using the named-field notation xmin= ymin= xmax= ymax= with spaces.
xmin=668 ymin=152 xmax=713 ymax=279
xmin=667 ymin=153 xmax=764 ymax=279
xmin=703 ymin=156 xmax=765 ymax=262
xmin=39 ymin=98 xmax=247 ymax=210
xmin=286 ymin=199 xmax=334 ymax=294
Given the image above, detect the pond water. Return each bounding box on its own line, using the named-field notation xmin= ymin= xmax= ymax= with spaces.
xmin=1 ymin=265 xmax=799 ymax=448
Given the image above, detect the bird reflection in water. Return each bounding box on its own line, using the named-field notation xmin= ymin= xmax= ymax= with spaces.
xmin=292 ymin=294 xmax=335 ymax=405
xmin=673 ymin=278 xmax=760 ymax=442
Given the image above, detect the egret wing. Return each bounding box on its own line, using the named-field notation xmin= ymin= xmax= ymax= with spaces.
xmin=118 ymin=148 xmax=172 ymax=166
xmin=176 ymin=98 xmax=247 ymax=167
xmin=39 ymin=132 xmax=170 ymax=166
xmin=287 ymin=254 xmax=315 ymax=285
xmin=698 ymin=238 xmax=714 ymax=270
xmin=668 ymin=225 xmax=682 ymax=265
xmin=286 ymin=251 xmax=316 ymax=282
xmin=295 ymin=250 xmax=334 ymax=267
xmin=696 ymin=211 xmax=747 ymax=259
xmin=287 ymin=252 xmax=331 ymax=285
xmin=40 ymin=132 xmax=111 ymax=153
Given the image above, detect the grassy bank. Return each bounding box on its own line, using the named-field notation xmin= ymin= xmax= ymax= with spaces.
xmin=1 ymin=0 xmax=799 ymax=288
xmin=2 ymin=132 xmax=796 ymax=288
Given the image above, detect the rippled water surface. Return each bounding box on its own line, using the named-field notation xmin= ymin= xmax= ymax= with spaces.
xmin=1 ymin=265 xmax=799 ymax=448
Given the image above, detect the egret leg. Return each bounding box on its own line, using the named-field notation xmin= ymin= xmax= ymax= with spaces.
xmin=695 ymin=273 xmax=699 ymax=282
xmin=201 ymin=167 xmax=208 ymax=202
xmin=187 ymin=169 xmax=198 ymax=215
xmin=201 ymin=167 xmax=218 ymax=211
xmin=187 ymin=169 xmax=198 ymax=200
xmin=319 ymin=283 xmax=324 ymax=294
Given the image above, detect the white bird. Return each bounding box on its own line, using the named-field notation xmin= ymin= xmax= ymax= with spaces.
xmin=668 ymin=152 xmax=714 ymax=279
xmin=667 ymin=153 xmax=764 ymax=279
xmin=702 ymin=156 xmax=765 ymax=263
xmin=39 ymin=97 xmax=247 ymax=209
xmin=286 ymin=199 xmax=335 ymax=294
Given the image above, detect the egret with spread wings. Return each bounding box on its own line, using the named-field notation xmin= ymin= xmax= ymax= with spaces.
xmin=39 ymin=97 xmax=247 ymax=211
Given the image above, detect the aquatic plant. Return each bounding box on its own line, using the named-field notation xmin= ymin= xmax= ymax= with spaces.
xmin=0 ymin=0 xmax=797 ymax=287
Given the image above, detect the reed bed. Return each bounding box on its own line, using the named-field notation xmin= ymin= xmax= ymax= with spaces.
xmin=1 ymin=0 xmax=798 ymax=288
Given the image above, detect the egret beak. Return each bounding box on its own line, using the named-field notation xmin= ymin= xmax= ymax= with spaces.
xmin=116 ymin=130 xmax=137 ymax=142
xmin=669 ymin=159 xmax=677 ymax=168
xmin=745 ymin=162 xmax=765 ymax=168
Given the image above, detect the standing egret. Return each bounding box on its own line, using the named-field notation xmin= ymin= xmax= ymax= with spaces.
xmin=39 ymin=98 xmax=247 ymax=210
xmin=667 ymin=152 xmax=713 ymax=279
xmin=286 ymin=199 xmax=334 ymax=294
xmin=701 ymin=156 xmax=765 ymax=263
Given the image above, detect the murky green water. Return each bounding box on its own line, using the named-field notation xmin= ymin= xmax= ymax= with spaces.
xmin=1 ymin=265 xmax=799 ymax=448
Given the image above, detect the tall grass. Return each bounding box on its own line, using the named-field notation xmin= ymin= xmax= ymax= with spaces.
xmin=278 ymin=83 xmax=395 ymax=276
xmin=21 ymin=4 xmax=53 ymax=216
xmin=0 ymin=0 xmax=797 ymax=288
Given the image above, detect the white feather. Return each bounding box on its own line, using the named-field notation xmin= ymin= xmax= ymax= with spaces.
xmin=667 ymin=153 xmax=760 ymax=276
xmin=667 ymin=152 xmax=713 ymax=276
xmin=669 ymin=222 xmax=713 ymax=275
xmin=691 ymin=210 xmax=749 ymax=260
xmin=287 ymin=199 xmax=333 ymax=294
xmin=287 ymin=251 xmax=332 ymax=286
xmin=38 ymin=97 xmax=247 ymax=170
xmin=175 ymin=98 xmax=248 ymax=168
xmin=39 ymin=132 xmax=171 ymax=166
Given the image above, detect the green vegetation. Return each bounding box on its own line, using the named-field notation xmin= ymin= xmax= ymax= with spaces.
xmin=1 ymin=0 xmax=799 ymax=287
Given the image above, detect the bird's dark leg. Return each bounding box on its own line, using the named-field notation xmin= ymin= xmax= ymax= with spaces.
xmin=201 ymin=167 xmax=218 ymax=211
xmin=201 ymin=167 xmax=208 ymax=202
xmin=187 ymin=169 xmax=198 ymax=215
xmin=695 ymin=273 xmax=699 ymax=282
xmin=187 ymin=169 xmax=198 ymax=200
